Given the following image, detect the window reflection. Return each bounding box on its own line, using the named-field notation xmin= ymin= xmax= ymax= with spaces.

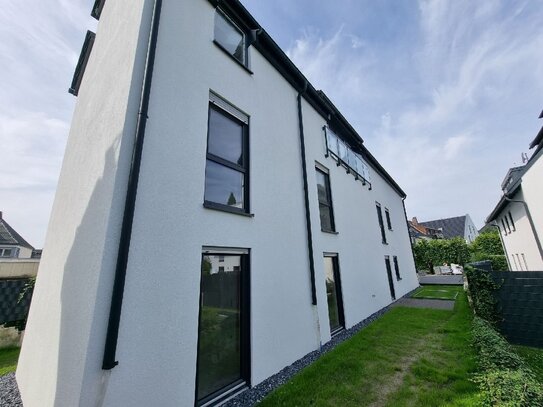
xmin=324 ymin=256 xmax=342 ymax=332
xmin=204 ymin=160 xmax=244 ymax=209
xmin=197 ymin=255 xmax=242 ymax=400
xmin=214 ymin=11 xmax=246 ymax=64
xmin=208 ymin=108 xmax=243 ymax=165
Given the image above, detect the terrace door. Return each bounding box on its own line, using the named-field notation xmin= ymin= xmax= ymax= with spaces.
xmin=324 ymin=255 xmax=345 ymax=335
xmin=385 ymin=256 xmax=396 ymax=300
xmin=196 ymin=251 xmax=250 ymax=405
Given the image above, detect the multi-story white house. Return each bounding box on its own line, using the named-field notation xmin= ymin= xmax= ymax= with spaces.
xmin=17 ymin=1 xmax=419 ymax=406
xmin=486 ymin=112 xmax=543 ymax=271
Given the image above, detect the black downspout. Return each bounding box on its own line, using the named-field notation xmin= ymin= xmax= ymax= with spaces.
xmin=297 ymin=83 xmax=317 ymax=305
xmin=102 ymin=0 xmax=163 ymax=370
xmin=504 ymin=196 xmax=543 ymax=263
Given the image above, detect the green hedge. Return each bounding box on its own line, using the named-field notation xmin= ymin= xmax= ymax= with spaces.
xmin=472 ymin=317 xmax=543 ymax=406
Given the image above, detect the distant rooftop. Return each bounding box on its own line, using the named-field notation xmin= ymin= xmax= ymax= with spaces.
xmin=0 ymin=211 xmax=34 ymax=250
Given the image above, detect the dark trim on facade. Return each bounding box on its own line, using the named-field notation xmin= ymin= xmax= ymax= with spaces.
xmin=91 ymin=0 xmax=106 ymax=20
xmin=68 ymin=31 xmax=95 ymax=96
xmin=102 ymin=0 xmax=163 ymax=370
xmin=206 ymin=0 xmax=406 ymax=199
xmin=203 ymin=202 xmax=254 ymax=217
xmin=298 ymin=87 xmax=317 ymax=306
xmin=504 ymin=196 xmax=543 ymax=262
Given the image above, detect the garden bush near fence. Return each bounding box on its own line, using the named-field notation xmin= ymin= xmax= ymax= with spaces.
xmin=467 ymin=268 xmax=543 ymax=406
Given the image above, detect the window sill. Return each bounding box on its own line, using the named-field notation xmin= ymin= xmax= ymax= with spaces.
xmin=321 ymin=229 xmax=339 ymax=235
xmin=203 ymin=202 xmax=254 ymax=218
xmin=213 ymin=41 xmax=254 ymax=75
xmin=382 ymin=242 xmax=388 ymax=245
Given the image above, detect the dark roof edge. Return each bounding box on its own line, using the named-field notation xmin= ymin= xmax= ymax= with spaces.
xmin=0 ymin=220 xmax=34 ymax=250
xmin=212 ymin=0 xmax=406 ymax=198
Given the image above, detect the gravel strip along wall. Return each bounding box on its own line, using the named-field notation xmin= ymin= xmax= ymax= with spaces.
xmin=0 ymin=373 xmax=22 ymax=407
xmin=224 ymin=289 xmax=418 ymax=407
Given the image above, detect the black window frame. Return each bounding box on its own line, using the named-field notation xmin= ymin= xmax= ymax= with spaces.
xmin=501 ymin=218 xmax=508 ymax=235
xmin=195 ymin=249 xmax=251 ymax=406
xmin=323 ymin=253 xmax=345 ymax=336
xmin=91 ymin=0 xmax=105 ymax=20
xmin=504 ymin=216 xmax=511 ymax=234
xmin=213 ymin=8 xmax=251 ymax=71
xmin=316 ymin=167 xmax=336 ymax=233
xmin=508 ymin=211 xmax=516 ymax=232
xmin=203 ymin=100 xmax=250 ymax=216
xmin=69 ymin=30 xmax=96 ymax=96
xmin=376 ymin=203 xmax=387 ymax=244
xmin=385 ymin=208 xmax=392 ymax=230
xmin=393 ymin=256 xmax=401 ymax=281
xmin=384 ymin=256 xmax=396 ymax=300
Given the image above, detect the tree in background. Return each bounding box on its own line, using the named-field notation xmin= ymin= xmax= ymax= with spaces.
xmin=413 ymin=237 xmax=470 ymax=272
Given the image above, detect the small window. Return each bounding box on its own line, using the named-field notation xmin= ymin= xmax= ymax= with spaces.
xmin=504 ymin=216 xmax=511 ymax=234
xmin=393 ymin=256 xmax=401 ymax=280
xmin=516 ymin=254 xmax=523 ymax=271
xmin=521 ymin=254 xmax=528 ymax=270
xmin=508 ymin=212 xmax=515 ymax=232
xmin=204 ymin=94 xmax=249 ymax=214
xmin=0 ymin=248 xmax=13 ymax=258
xmin=376 ymin=203 xmax=387 ymax=244
xmin=316 ymin=167 xmax=336 ymax=232
xmin=511 ymin=254 xmax=518 ymax=271
xmin=385 ymin=208 xmax=392 ymax=230
xmin=501 ymin=219 xmax=508 ymax=235
xmin=214 ymin=10 xmax=247 ymax=65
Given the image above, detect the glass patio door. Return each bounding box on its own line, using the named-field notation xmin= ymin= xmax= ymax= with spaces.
xmin=324 ymin=255 xmax=344 ymax=334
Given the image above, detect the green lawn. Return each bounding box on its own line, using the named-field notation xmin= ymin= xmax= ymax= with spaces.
xmin=260 ymin=292 xmax=477 ymax=406
xmin=0 ymin=346 xmax=20 ymax=376
xmin=513 ymin=345 xmax=543 ymax=382
xmin=412 ymin=285 xmax=462 ymax=300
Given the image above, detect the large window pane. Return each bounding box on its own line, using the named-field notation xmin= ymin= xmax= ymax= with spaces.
xmin=316 ymin=171 xmax=328 ymax=203
xmin=324 ymin=257 xmax=341 ymax=333
xmin=214 ymin=12 xmax=245 ymax=64
xmin=204 ymin=160 xmax=244 ymax=209
xmin=197 ymin=255 xmax=242 ymax=400
xmin=208 ymin=108 xmax=243 ymax=165
xmin=319 ymin=204 xmax=333 ymax=232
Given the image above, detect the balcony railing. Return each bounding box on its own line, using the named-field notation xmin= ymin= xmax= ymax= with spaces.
xmin=324 ymin=127 xmax=372 ymax=190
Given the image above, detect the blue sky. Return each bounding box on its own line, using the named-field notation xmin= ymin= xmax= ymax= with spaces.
xmin=1 ymin=0 xmax=542 ymax=247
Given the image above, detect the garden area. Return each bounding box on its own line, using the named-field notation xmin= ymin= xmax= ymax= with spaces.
xmin=259 ymin=278 xmax=543 ymax=406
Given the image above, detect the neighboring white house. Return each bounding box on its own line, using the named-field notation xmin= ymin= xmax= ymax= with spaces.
xmin=0 ymin=211 xmax=40 ymax=278
xmin=17 ymin=1 xmax=419 ymax=406
xmin=418 ymin=214 xmax=479 ymax=243
xmin=486 ymin=112 xmax=543 ymax=271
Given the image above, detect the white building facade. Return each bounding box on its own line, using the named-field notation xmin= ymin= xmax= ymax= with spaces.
xmin=17 ymin=1 xmax=419 ymax=406
xmin=486 ymin=119 xmax=543 ymax=272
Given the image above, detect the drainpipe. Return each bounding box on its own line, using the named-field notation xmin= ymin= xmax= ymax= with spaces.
xmin=297 ymin=81 xmax=317 ymax=305
xmin=102 ymin=0 xmax=163 ymax=370
xmin=489 ymin=221 xmax=511 ymax=270
xmin=504 ymin=196 xmax=543 ymax=263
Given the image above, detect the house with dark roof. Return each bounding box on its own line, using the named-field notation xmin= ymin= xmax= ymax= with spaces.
xmin=408 ymin=217 xmax=444 ymax=244
xmin=418 ymin=214 xmax=479 ymax=243
xmin=0 ymin=211 xmax=34 ymax=259
xmin=486 ymin=110 xmax=543 ymax=271
xmin=17 ymin=1 xmax=419 ymax=406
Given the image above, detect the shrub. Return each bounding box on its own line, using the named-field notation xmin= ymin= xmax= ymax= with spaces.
xmin=465 ymin=267 xmax=501 ymax=326
xmin=473 ymin=369 xmax=543 ymax=407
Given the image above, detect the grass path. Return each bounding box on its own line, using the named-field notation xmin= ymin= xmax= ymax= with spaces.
xmin=260 ymin=292 xmax=477 ymax=406
xmin=0 ymin=347 xmax=20 ymax=376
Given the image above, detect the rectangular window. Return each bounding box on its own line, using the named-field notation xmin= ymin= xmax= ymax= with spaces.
xmin=204 ymin=94 xmax=249 ymax=215
xmin=385 ymin=208 xmax=392 ymax=230
xmin=196 ymin=249 xmax=250 ymax=404
xmin=0 ymin=248 xmax=13 ymax=258
xmin=511 ymin=254 xmax=518 ymax=271
xmin=516 ymin=254 xmax=523 ymax=271
xmin=316 ymin=167 xmax=336 ymax=232
xmin=508 ymin=212 xmax=516 ymax=232
xmin=214 ymin=10 xmax=247 ymax=66
xmin=384 ymin=256 xmax=396 ymax=300
xmin=504 ymin=216 xmax=511 ymax=234
xmin=521 ymin=253 xmax=528 ymax=270
xmin=323 ymin=255 xmax=344 ymax=335
xmin=393 ymin=256 xmax=401 ymax=280
xmin=69 ymin=30 xmax=96 ymax=96
xmin=501 ymin=219 xmax=508 ymax=235
xmin=376 ymin=203 xmax=387 ymax=244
